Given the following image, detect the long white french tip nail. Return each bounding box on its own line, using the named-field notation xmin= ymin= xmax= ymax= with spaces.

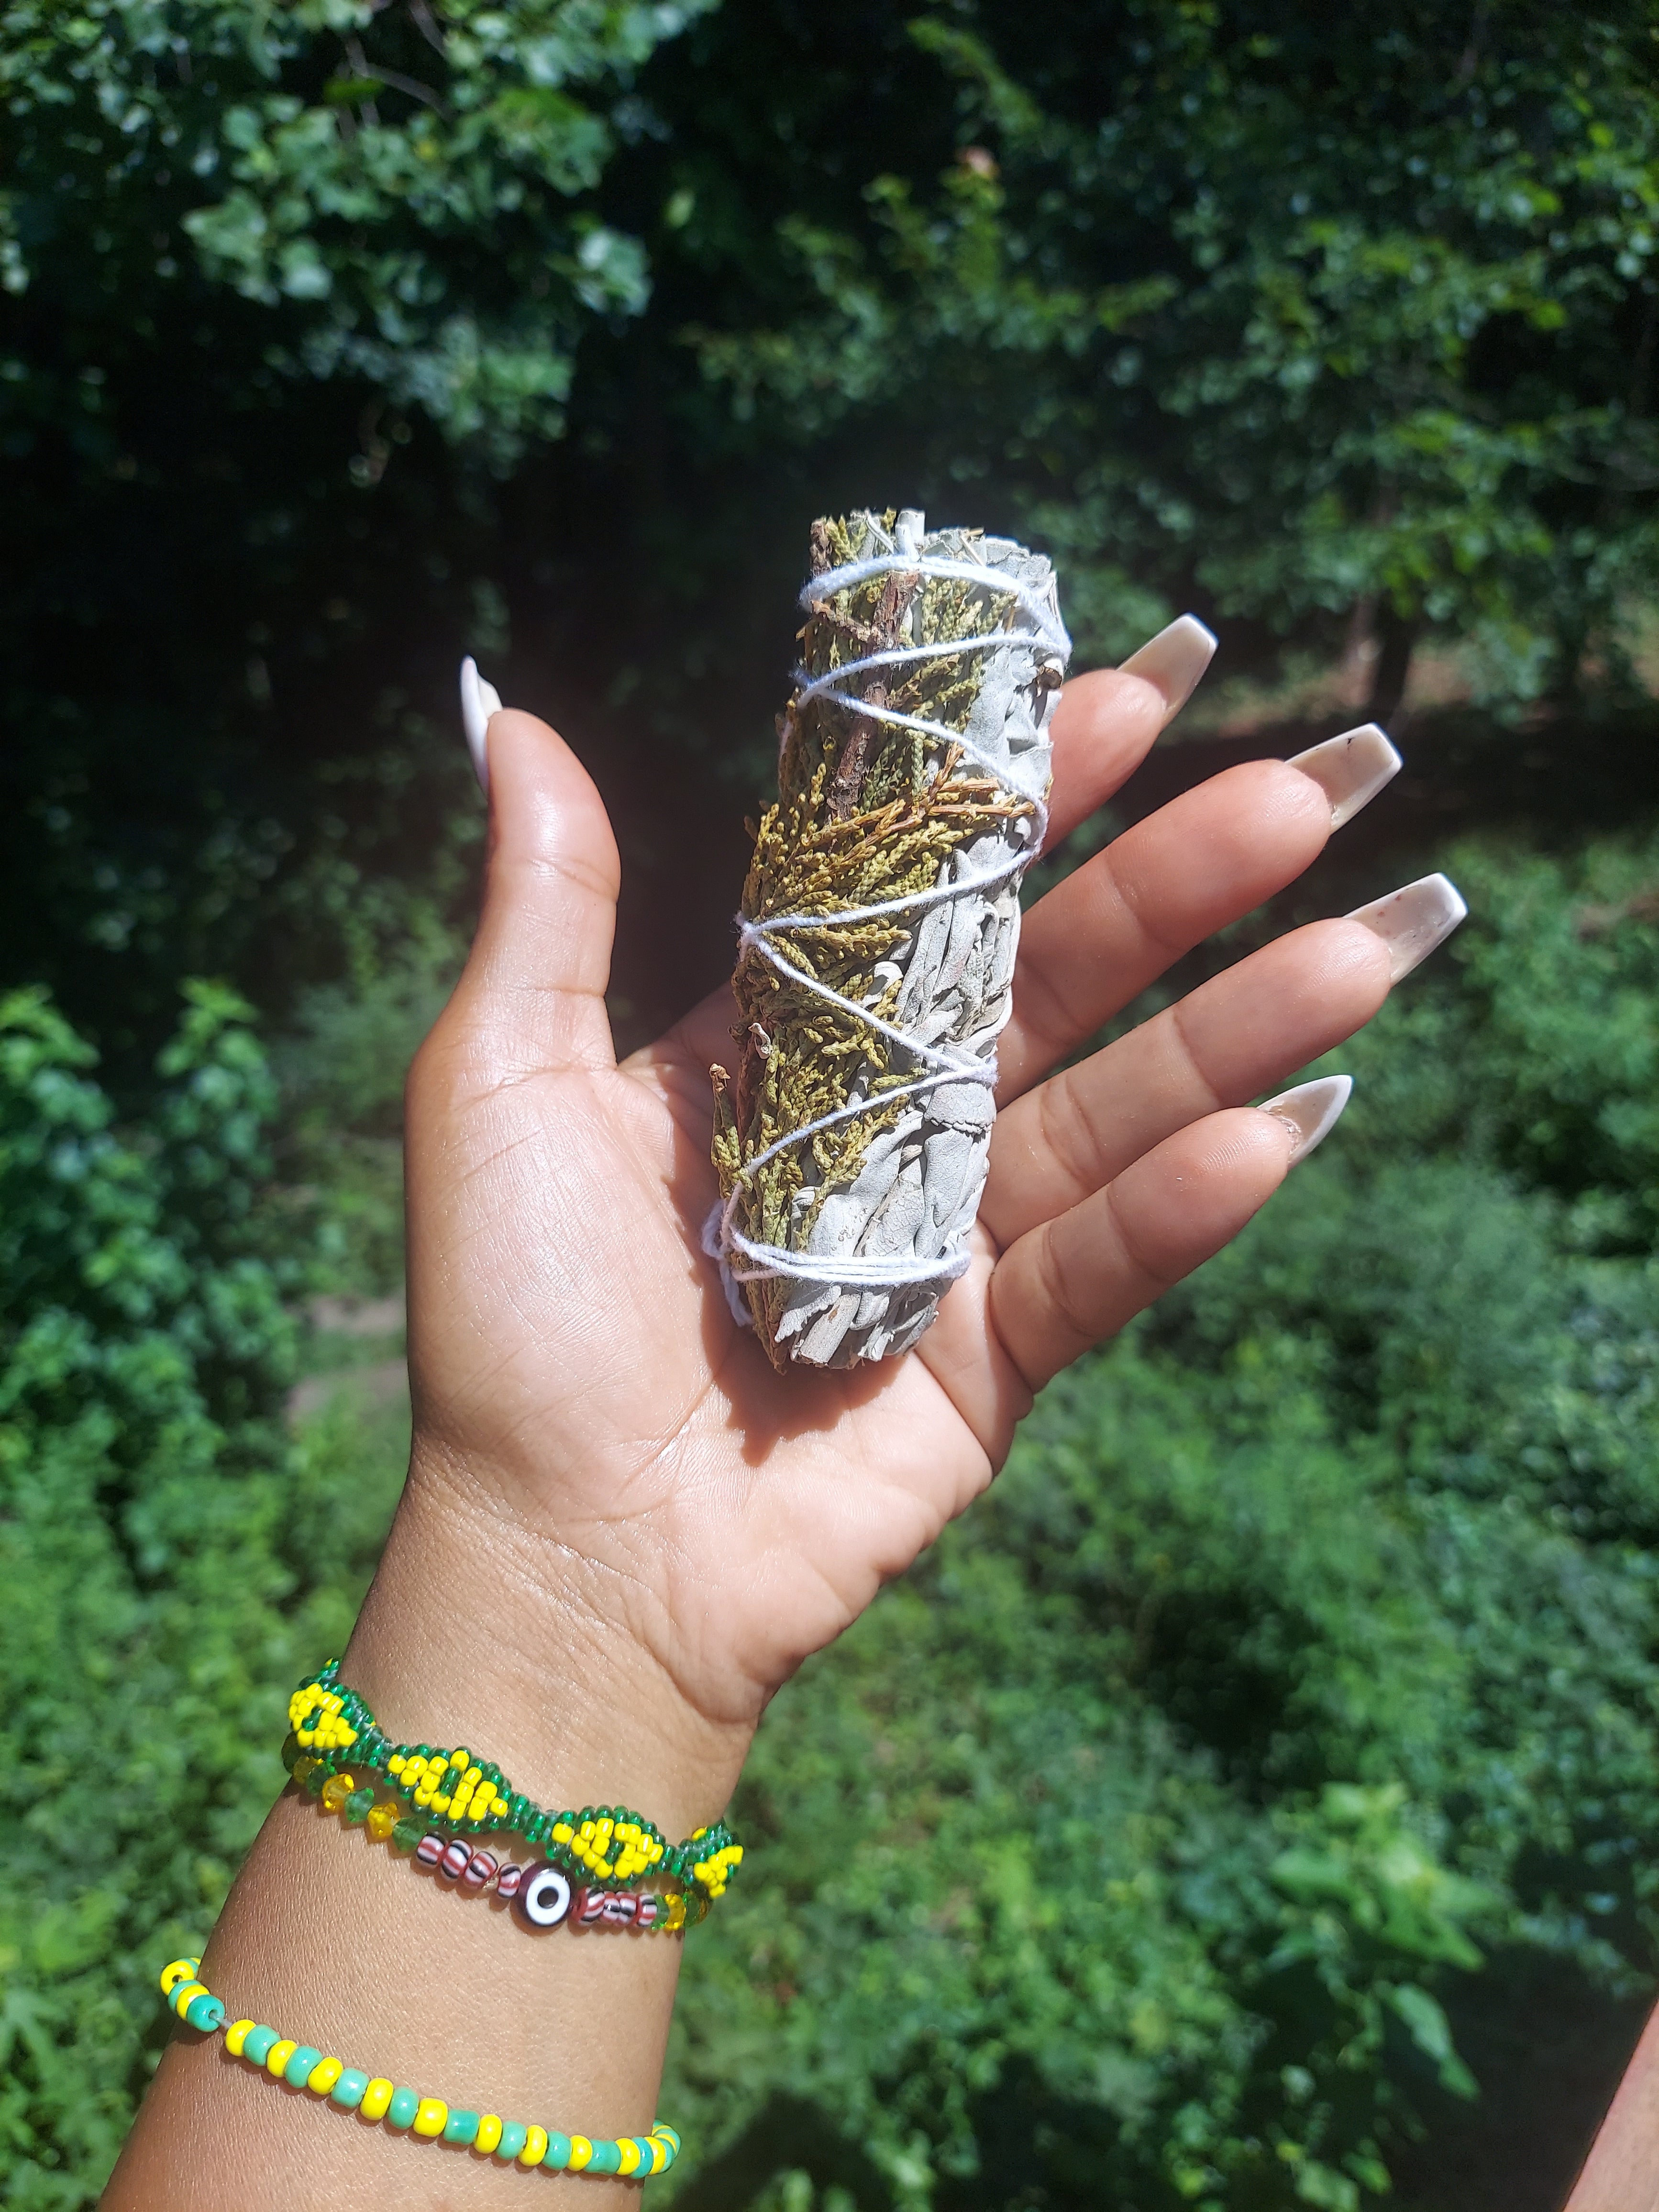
xmin=1287 ymin=722 xmax=1403 ymax=830
xmin=1117 ymin=613 xmax=1218 ymax=716
xmin=1347 ymin=872 xmax=1468 ymax=983
xmin=1258 ymin=1073 xmax=1353 ymax=1167
xmin=459 ymin=656 xmax=502 ymax=795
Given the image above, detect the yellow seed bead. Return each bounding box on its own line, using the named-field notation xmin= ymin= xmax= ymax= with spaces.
xmin=159 ymin=1958 xmax=200 ymax=1997
xmin=464 ymin=1766 xmax=483 ymax=1789
xmin=413 ymin=2097 xmax=448 ymax=2138
xmin=475 ymin=2113 xmax=504 ymax=2155
xmin=388 ymin=1755 xmax=405 ymax=1775
xmin=553 ymin=1823 xmax=573 ymax=1844
xmin=225 ymin=2019 xmax=255 ymax=2058
xmin=266 ymin=2038 xmax=299 ymax=2079
xmin=492 ymin=1797 xmax=509 ymax=1816
xmin=432 ymin=1794 xmax=451 ymax=1814
xmin=617 ymin=2139 xmax=642 ymax=2176
xmin=520 ymin=2125 xmax=549 ymax=2168
xmin=360 ymin=2077 xmax=395 ymax=2122
xmin=567 ymin=2135 xmax=593 ymax=2171
xmin=171 ymin=1980 xmax=208 ymax=2018
xmin=307 ymin=2055 xmax=343 ymax=2095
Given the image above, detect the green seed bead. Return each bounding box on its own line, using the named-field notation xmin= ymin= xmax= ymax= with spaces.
xmin=496 ymin=2120 xmax=529 ymax=2162
xmin=387 ymin=2085 xmax=420 ymax=2130
xmin=330 ymin=2068 xmax=369 ymax=2111
xmin=344 ymin=1787 xmax=374 ymax=1825
xmin=443 ymin=2110 xmax=480 ymax=2145
xmin=242 ymin=2025 xmax=279 ymax=2067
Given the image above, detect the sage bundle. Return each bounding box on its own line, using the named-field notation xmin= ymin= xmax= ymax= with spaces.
xmin=707 ymin=508 xmax=1070 ymax=1370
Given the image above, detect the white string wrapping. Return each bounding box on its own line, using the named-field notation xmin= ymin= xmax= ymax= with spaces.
xmin=708 ymin=509 xmax=1071 ymax=1367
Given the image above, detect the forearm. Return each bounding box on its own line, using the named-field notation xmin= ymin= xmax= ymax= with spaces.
xmin=105 ymin=1456 xmax=754 ymax=2210
xmin=1566 ymin=2002 xmax=1659 ymax=2212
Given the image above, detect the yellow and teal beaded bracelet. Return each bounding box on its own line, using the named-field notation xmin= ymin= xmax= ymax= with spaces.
xmin=159 ymin=1959 xmax=681 ymax=2179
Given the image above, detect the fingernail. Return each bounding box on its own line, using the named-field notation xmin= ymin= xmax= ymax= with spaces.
xmin=459 ymin=655 xmax=503 ymax=795
xmin=1118 ymin=613 xmax=1217 ymax=716
xmin=1258 ymin=1073 xmax=1352 ymax=1166
xmin=1287 ymin=722 xmax=1403 ymax=830
xmin=1347 ymin=873 xmax=1468 ymax=982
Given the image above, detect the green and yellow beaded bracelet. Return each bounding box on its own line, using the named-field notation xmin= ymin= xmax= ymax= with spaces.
xmin=160 ymin=1959 xmax=681 ymax=2179
xmin=285 ymin=1659 xmax=742 ymax=1910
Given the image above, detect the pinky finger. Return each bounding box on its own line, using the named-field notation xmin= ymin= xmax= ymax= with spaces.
xmin=988 ymin=1107 xmax=1297 ymax=1393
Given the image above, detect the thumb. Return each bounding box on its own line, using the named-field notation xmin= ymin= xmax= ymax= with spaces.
xmin=450 ymin=679 xmax=621 ymax=1073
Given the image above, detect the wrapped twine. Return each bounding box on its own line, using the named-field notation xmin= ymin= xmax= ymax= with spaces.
xmin=707 ymin=508 xmax=1070 ymax=1369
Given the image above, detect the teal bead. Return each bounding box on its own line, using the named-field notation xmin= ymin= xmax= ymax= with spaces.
xmin=543 ymin=2133 xmax=572 ymax=2169
xmin=330 ymin=2068 xmax=369 ymax=2111
xmin=654 ymin=2125 xmax=681 ymax=2156
xmin=586 ymin=2141 xmax=622 ymax=2175
xmin=183 ymin=1992 xmax=224 ymax=2033
xmin=284 ymin=2045 xmax=323 ymax=2088
xmin=242 ymin=2024 xmax=279 ymax=2067
xmin=443 ymin=2110 xmax=480 ymax=2145
xmin=496 ymin=2120 xmax=529 ymax=2162
xmin=387 ymin=2085 xmax=420 ymax=2130
xmin=629 ymin=2137 xmax=657 ymax=2172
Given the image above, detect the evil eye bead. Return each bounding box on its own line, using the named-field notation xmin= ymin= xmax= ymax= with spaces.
xmin=512 ymin=1862 xmax=572 ymax=1930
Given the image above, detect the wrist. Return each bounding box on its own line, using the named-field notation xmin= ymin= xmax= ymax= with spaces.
xmin=343 ymin=1440 xmax=754 ymax=1840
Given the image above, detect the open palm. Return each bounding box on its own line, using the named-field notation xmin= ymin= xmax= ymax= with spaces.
xmin=401 ymin=647 xmax=1400 ymax=1740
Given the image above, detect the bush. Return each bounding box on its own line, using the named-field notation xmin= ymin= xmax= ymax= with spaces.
xmin=6 ymin=829 xmax=1659 ymax=2209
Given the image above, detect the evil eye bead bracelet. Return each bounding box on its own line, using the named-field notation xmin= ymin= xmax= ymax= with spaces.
xmin=285 ymin=1658 xmax=742 ymax=1910
xmin=303 ymin=1759 xmax=698 ymax=1933
xmin=160 ymin=1959 xmax=681 ymax=2178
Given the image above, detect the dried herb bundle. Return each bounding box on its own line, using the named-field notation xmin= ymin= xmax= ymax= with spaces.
xmin=708 ymin=508 xmax=1070 ymax=1369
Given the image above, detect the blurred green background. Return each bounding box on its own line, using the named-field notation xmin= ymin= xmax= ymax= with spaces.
xmin=5 ymin=5 xmax=1659 ymax=2206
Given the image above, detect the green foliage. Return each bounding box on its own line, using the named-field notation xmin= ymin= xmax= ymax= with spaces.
xmin=0 ymin=982 xmax=402 ymax=2209
xmin=1 ymin=0 xmax=708 ymax=450
xmin=660 ymin=829 xmax=1659 ymax=2209
xmin=6 ymin=1 xmax=1659 ymax=1074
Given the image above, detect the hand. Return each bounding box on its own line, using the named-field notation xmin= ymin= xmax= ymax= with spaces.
xmin=393 ymin=630 xmax=1417 ymax=1767
xmin=110 ymin=635 xmax=1440 ymax=2210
